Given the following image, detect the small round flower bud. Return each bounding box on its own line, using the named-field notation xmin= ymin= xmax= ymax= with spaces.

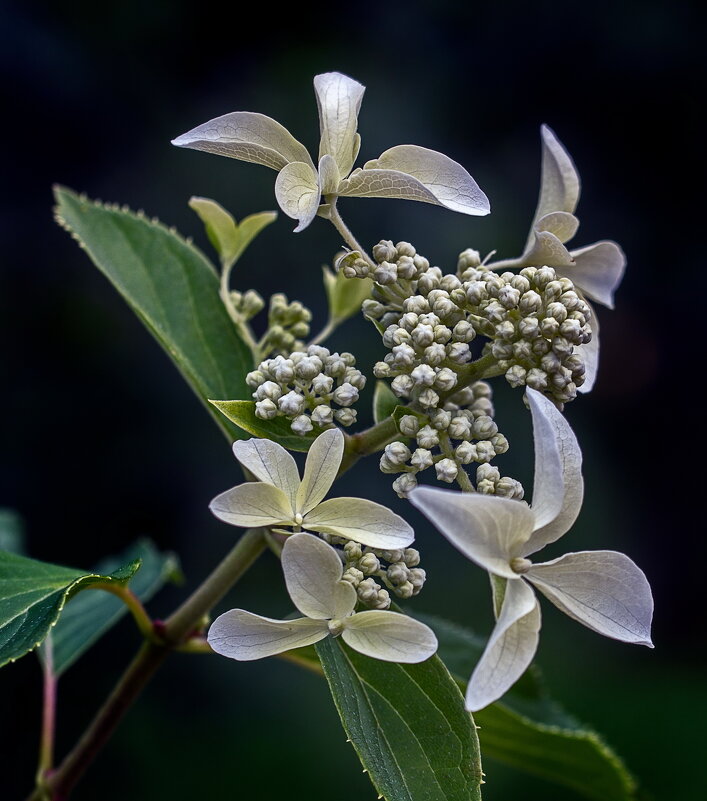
xmin=535 ymin=266 xmax=556 ymax=287
xmin=429 ymin=409 xmax=452 ymax=430
xmin=311 ymin=373 xmax=334 ymax=395
xmin=311 ymin=405 xmax=334 ymax=426
xmin=446 ymin=342 xmax=471 ymax=363
xmin=362 ymin=299 xmax=387 ymax=318
xmin=332 ymin=382 xmax=359 ymax=407
xmin=448 ymin=416 xmax=472 ymax=439
xmin=526 ymin=367 xmax=548 ymax=391
xmin=255 ymin=398 xmax=278 ymax=419
xmin=424 ymin=343 xmax=447 ymax=365
xmin=358 ymin=553 xmax=381 ymax=575
xmin=411 ymin=324 xmax=435 ymax=347
xmin=357 ymin=578 xmax=381 ymax=602
xmin=334 ymin=408 xmax=357 ymax=426
xmin=475 ymin=441 xmax=496 ymax=463
xmin=384 ymin=442 xmax=412 ymax=465
xmin=272 ymin=359 xmax=295 ymax=384
xmin=344 ymin=541 xmax=363 ymax=561
xmin=391 ymin=374 xmax=414 ymax=397
xmin=241 ymin=289 xmax=265 ymax=318
xmin=373 ymin=361 xmax=392 ymax=378
xmin=416 ymin=425 xmax=439 ymax=448
xmin=506 ymin=365 xmax=527 ymax=388
xmin=498 ymin=285 xmax=521 ymax=309
xmin=289 ymin=414 xmax=312 ymax=435
xmin=396 ymin=256 xmax=417 ymax=279
xmin=495 ymin=320 xmax=516 ymax=341
xmin=246 ymin=370 xmax=265 ymax=388
xmin=408 ymin=568 xmax=426 ymax=591
xmin=342 ymin=567 xmax=364 ymax=586
xmin=373 ymin=240 xmax=397 ymax=263
xmin=496 ymin=477 xmax=525 ymax=498
xmin=519 ymin=290 xmax=543 ymax=315
xmin=373 ymin=589 xmax=391 ymax=610
xmin=392 ymin=473 xmax=418 ymax=498
xmin=403 ymin=548 xmax=421 ymax=568
xmin=455 ymin=441 xmax=477 ymax=464
xmin=401 ymin=312 xmax=419 ymax=331
xmin=398 ymin=414 xmax=420 ymax=436
xmin=440 ymin=274 xmax=462 ymax=292
xmin=374 ymin=261 xmax=398 ymax=285
xmin=404 ymin=295 xmax=430 ymax=314
xmin=278 ymin=390 xmax=305 ymax=416
xmin=465 ymin=281 xmax=488 ymax=305
xmin=418 ymin=388 xmax=440 ymax=409
xmin=491 ymin=433 xmax=509 ymax=454
xmin=411 ymin=448 xmax=434 ymax=470
xmin=435 ymin=458 xmax=458 ymax=483
xmin=324 ymin=354 xmax=346 ymax=377
xmin=396 ymin=241 xmax=416 ymax=257
xmin=434 ymin=368 xmax=458 ymax=392
xmin=255 ymin=380 xmax=282 ymax=401
xmin=411 ymin=364 xmax=436 ymax=387
xmin=387 ymin=562 xmax=410 ymax=585
xmin=391 ymin=343 xmax=416 ymax=367
xmin=395 ymin=581 xmax=415 ymax=599
xmin=453 ymin=320 xmax=476 ymax=342
xmin=458 ymin=248 xmax=481 ymax=270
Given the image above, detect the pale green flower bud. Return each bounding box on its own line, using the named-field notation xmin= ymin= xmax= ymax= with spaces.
xmin=424 ymin=343 xmax=447 ymax=365
xmin=411 ymin=324 xmax=435 ymax=347
xmin=398 ymin=414 xmax=420 ymax=436
xmin=498 ymin=285 xmax=520 ymax=310
xmin=344 ymin=368 xmax=366 ymax=390
xmin=416 ymin=425 xmax=439 ymax=448
xmin=411 ymin=448 xmax=434 ymax=470
xmin=491 ymin=340 xmax=514 ymax=360
xmin=458 ymin=248 xmax=481 ymax=270
xmin=387 ymin=562 xmax=410 ymax=585
xmin=491 ymin=433 xmax=509 ymax=454
xmin=404 ymin=295 xmax=430 ymax=314
xmin=395 ymin=581 xmax=415 ymax=599
xmin=344 ymin=541 xmax=363 ymax=561
xmin=255 ymin=398 xmax=278 ymax=419
xmin=392 ymin=473 xmax=418 ymax=498
xmin=373 ymin=589 xmax=391 ymax=610
xmin=311 ymin=373 xmax=334 ymax=395
xmin=246 ymin=370 xmax=265 ymax=388
xmin=434 ymin=368 xmax=458 ymax=392
xmin=526 ymin=367 xmax=548 ymax=391
xmin=391 ymin=343 xmax=416 ymax=367
xmin=278 ymin=390 xmax=305 ymax=416
xmin=455 ymin=441 xmax=477 ymax=464
xmin=403 ymin=548 xmax=421 ymax=568
xmin=429 ymin=409 xmax=452 ymax=430
xmin=295 ymin=356 xmax=323 ymax=380
xmin=465 ymin=281 xmax=487 ymax=305
xmin=384 ymin=441 xmax=412 ymax=465
xmin=291 ymin=414 xmax=313 ymax=435
xmin=396 ymin=241 xmax=416 ymax=258
xmin=417 ymin=272 xmax=439 ymax=294
xmin=495 ymin=320 xmax=516 ymax=341
xmin=446 ymin=342 xmax=471 ymax=363
xmin=478 ymin=478 xmax=496 ymax=494
xmin=477 ymin=463 xmax=501 ymax=483
xmin=408 ymin=568 xmax=426 ymax=592
xmin=452 ymin=320 xmax=475 ymax=342
xmin=311 ymin=405 xmax=334 ymax=426
xmin=255 ymin=380 xmax=282 ymax=401
xmin=272 ymin=358 xmax=295 ymax=384
xmin=476 ymin=441 xmax=496 ymax=463
xmin=334 ymin=408 xmax=357 ymax=426
xmin=534 ymin=266 xmax=556 ymax=288
xmin=324 ymin=354 xmax=347 ymax=377
xmin=391 ymin=375 xmax=414 ymax=397
xmin=357 ymin=577 xmax=382 ymax=602
xmin=418 ymin=388 xmax=440 ymax=409
xmin=373 ymin=240 xmax=397 ymax=263
xmin=241 ymin=289 xmax=265 ymax=318
xmin=373 ymin=361 xmax=392 ymax=378
xmin=506 ymin=365 xmax=527 ymax=388
xmin=359 ymin=553 xmax=381 ymax=575
xmin=362 ymin=299 xmax=387 ymax=318
xmin=342 ymin=567 xmax=364 ymax=586
xmin=519 ymin=290 xmax=543 ymax=315
xmin=396 ymin=255 xmax=417 ymax=280
xmin=401 ymin=312 xmax=420 ymax=331
xmin=374 ymin=261 xmax=398 ymax=285
xmin=435 ymin=458 xmax=458 ymax=483
xmin=448 ymin=416 xmax=472 ymax=439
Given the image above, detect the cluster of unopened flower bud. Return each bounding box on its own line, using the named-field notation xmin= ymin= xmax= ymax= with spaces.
xmin=246 ymin=345 xmax=365 ymax=435
xmin=257 ymin=293 xmax=312 ymax=356
xmin=379 ymin=380 xmax=524 ymax=498
xmin=451 ymin=262 xmax=592 ymax=407
xmin=319 ymin=535 xmax=427 ymax=608
xmin=228 ymin=288 xmax=265 ymax=320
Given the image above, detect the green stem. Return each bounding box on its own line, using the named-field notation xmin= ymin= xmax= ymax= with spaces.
xmin=325 ymin=197 xmax=375 ymax=268
xmin=87 ymin=584 xmax=155 ymax=641
xmin=219 ymin=259 xmax=260 ymax=364
xmin=438 ymin=432 xmax=474 ymax=492
xmin=308 ymin=317 xmax=337 ymax=347
xmin=339 ymin=416 xmax=399 ymax=476
xmin=25 ymin=529 xmax=267 ymax=801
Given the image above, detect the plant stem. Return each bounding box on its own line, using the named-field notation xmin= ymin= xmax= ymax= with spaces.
xmin=339 ymin=416 xmax=399 ymax=476
xmin=308 ymin=317 xmax=337 ymax=347
xmin=25 ymin=528 xmax=267 ymax=801
xmin=88 ymin=584 xmax=155 ymax=640
xmin=35 ymin=637 xmax=57 ymax=789
xmin=324 ymin=197 xmax=375 ymax=267
xmin=219 ymin=259 xmax=260 ymax=364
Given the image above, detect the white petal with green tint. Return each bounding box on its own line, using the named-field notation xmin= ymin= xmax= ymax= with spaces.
xmin=172 ymin=111 xmax=313 ymax=171
xmin=303 ymin=497 xmax=414 ymax=549
xmin=274 ymin=161 xmax=321 ymax=232
xmin=466 ymin=578 xmax=541 ymax=711
xmin=209 ymin=482 xmax=294 ymax=528
xmin=233 ymin=438 xmax=299 ymax=509
xmin=526 ymin=125 xmax=581 ymax=249
xmin=341 ymin=610 xmax=438 ymax=663
xmin=296 ymin=428 xmax=344 ymax=515
xmin=410 ymin=487 xmax=535 ymax=578
xmin=314 ymin=72 xmax=365 ymax=177
xmin=578 ymin=303 xmax=600 ymax=394
xmin=526 ymin=551 xmax=654 ymax=646
xmin=521 ymin=229 xmax=575 ymax=268
xmin=208 ymin=609 xmax=328 ymax=660
xmin=318 ymin=154 xmax=342 ymax=196
xmin=347 ymin=145 xmax=490 ymax=216
xmin=522 ymin=390 xmax=584 ymax=557
xmin=282 ymin=533 xmax=356 ymax=620
xmin=535 ymin=211 xmax=580 ymax=244
xmin=565 ymin=241 xmax=626 ymax=309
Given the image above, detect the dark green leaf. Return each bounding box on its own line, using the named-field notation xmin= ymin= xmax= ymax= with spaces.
xmin=0 ymin=551 xmax=141 ymax=668
xmin=210 ymin=399 xmax=322 ymax=452
xmin=315 ymin=637 xmax=483 ymax=801
xmin=417 ymin=613 xmax=636 ymax=801
xmin=49 ymin=539 xmax=180 ymax=675
xmin=54 ymin=186 xmax=254 ymax=440
xmin=373 ymin=381 xmax=398 ymax=425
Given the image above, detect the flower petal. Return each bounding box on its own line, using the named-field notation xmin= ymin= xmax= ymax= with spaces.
xmin=296 ymin=428 xmax=344 ymax=515
xmin=409 ymin=486 xmax=535 ymax=578
xmin=535 ymin=211 xmax=580 ymax=244
xmin=274 ymin=161 xmax=321 ymax=232
xmin=578 ymin=302 xmax=599 ymax=394
xmin=232 ymin=438 xmax=299 ymax=510
xmin=526 ymin=550 xmax=653 ymax=646
xmin=209 ymin=482 xmax=294 ymax=528
xmin=171 ymin=111 xmax=313 ymax=171
xmin=525 ymin=125 xmax=580 ymax=250
xmin=318 ymin=154 xmax=342 ymax=196
xmin=314 ymin=72 xmax=365 ymax=178
xmin=304 ymin=497 xmax=414 ymax=550
xmin=281 ymin=533 xmax=356 ymax=620
xmin=522 ymin=389 xmax=583 ymax=556
xmin=466 ymin=578 xmax=541 ymax=711
xmin=520 ymin=229 xmax=575 ymax=268
xmin=343 ymin=144 xmax=490 ymax=216
xmin=341 ymin=610 xmax=438 ymax=663
xmin=208 ymin=609 xmax=328 ymax=660
xmin=565 ymin=241 xmax=626 ymax=309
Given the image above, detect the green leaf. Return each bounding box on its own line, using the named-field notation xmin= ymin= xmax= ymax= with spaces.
xmin=0 ymin=550 xmax=142 ymax=668
xmin=54 ymin=186 xmax=254 ymax=441
xmin=0 ymin=510 xmax=24 ymax=555
xmin=189 ymin=197 xmax=276 ymax=266
xmin=322 ymin=265 xmax=372 ymax=323
xmin=418 ymin=613 xmax=637 ymax=801
xmin=209 ymin=399 xmax=322 ymax=452
xmin=315 ymin=637 xmax=483 ymax=801
xmin=49 ymin=539 xmax=180 ymax=675
xmin=373 ymin=381 xmax=398 ymax=425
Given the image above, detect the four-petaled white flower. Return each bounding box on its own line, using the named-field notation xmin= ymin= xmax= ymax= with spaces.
xmin=210 ymin=428 xmax=413 ymax=550
xmin=410 ymin=387 xmax=653 ymax=712
xmin=172 ymin=71 xmax=490 ymax=232
xmin=208 ymin=532 xmax=438 ymax=663
xmin=489 ymin=125 xmax=627 ymax=391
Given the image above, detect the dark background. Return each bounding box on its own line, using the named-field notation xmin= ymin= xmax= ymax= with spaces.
xmin=1 ymin=1 xmax=704 ymax=799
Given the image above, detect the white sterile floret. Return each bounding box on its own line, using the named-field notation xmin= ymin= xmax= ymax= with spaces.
xmin=210 ymin=428 xmax=414 ymax=550
xmin=173 ymin=72 xmax=489 ymax=234
xmin=409 ymin=387 xmax=653 ymax=712
xmin=207 ymin=534 xmax=438 ymax=663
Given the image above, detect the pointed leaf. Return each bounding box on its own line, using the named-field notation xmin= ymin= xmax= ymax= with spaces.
xmin=341 ymin=610 xmax=437 ymax=663
xmin=0 ymin=551 xmax=142 ymax=668
xmin=526 ymin=550 xmax=653 ymax=646
xmin=208 ymin=609 xmax=328 ymax=660
xmin=232 ymin=438 xmax=300 ymax=509
xmin=565 ymin=241 xmax=626 ymax=309
xmin=274 ymin=161 xmax=321 ymax=232
xmin=50 ymin=540 xmax=179 ymax=675
xmin=296 ymin=428 xmax=344 ymax=515
xmin=172 ymin=111 xmax=313 ymax=170
xmin=304 ymin=497 xmax=414 ymax=550
xmin=210 ymin=482 xmax=294 ymax=528
xmin=281 ymin=533 xmax=356 ymax=620
xmin=523 ymin=388 xmax=584 ymax=556
xmin=54 ymin=187 xmax=253 ymax=441
xmin=316 ymin=636 xmax=483 ymax=801
xmin=209 ymin=399 xmax=322 ymax=452
xmin=410 ymin=486 xmax=535 ymax=578
xmin=466 ymin=578 xmax=541 ymax=711
xmin=314 ymin=72 xmax=365 ymax=178
xmin=373 ymin=381 xmax=399 ymax=425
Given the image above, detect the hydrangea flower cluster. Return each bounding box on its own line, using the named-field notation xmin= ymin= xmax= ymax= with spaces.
xmin=258 ymin=292 xmax=312 ymax=356
xmin=246 ymin=344 xmax=366 ymax=435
